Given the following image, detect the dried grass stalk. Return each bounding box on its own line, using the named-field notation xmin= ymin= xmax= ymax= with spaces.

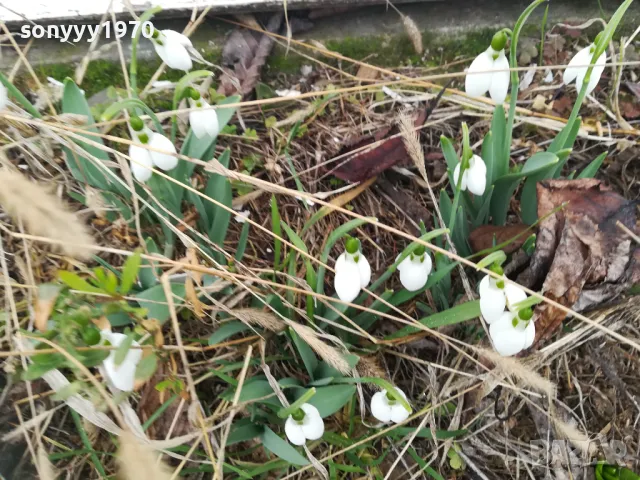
xmin=0 ymin=169 xmax=95 ymax=259
xmin=117 ymin=430 xmax=173 ymax=480
xmin=552 ymin=417 xmax=596 ymax=457
xmin=402 ymin=15 xmax=423 ymax=54
xmin=398 ymin=110 xmax=427 ymax=182
xmin=232 ymin=309 xmax=285 ymax=332
xmin=37 ymin=447 xmax=57 ymax=480
xmin=290 ymin=323 xmax=351 ymax=374
xmin=477 ymin=347 xmax=557 ymax=398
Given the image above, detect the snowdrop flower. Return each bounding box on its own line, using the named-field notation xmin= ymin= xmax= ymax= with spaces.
xmin=479 ymin=269 xmax=527 ymax=324
xmin=489 ymin=308 xmax=535 ymax=357
xmin=563 ymin=34 xmax=607 ymax=95
xmin=128 ymin=118 xmax=178 ymax=182
xmin=0 ymin=83 xmax=7 ymax=110
xmin=275 ymin=89 xmax=302 ymax=98
xmin=334 ymin=237 xmax=371 ymax=303
xmin=453 ymin=154 xmax=487 ymax=196
xmin=465 ymin=31 xmax=510 ymax=104
xmin=397 ymin=247 xmax=432 ymax=291
xmin=187 ymin=89 xmax=220 ymax=139
xmin=371 ymin=388 xmax=411 ymax=424
xmin=284 ymin=403 xmax=324 ymax=446
xmin=100 ymin=331 xmax=142 ymax=392
xmin=234 ymin=210 xmax=250 ymax=223
xmin=151 ymin=29 xmax=194 ymax=71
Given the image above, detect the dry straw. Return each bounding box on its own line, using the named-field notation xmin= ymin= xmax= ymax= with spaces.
xmin=0 ymin=169 xmax=96 ymax=259
xmin=37 ymin=447 xmax=57 ymax=480
xmin=398 ymin=109 xmax=427 ymax=182
xmin=476 ymin=347 xmax=557 ymax=398
xmin=231 ymin=308 xmax=285 ymax=332
xmin=116 ymin=430 xmax=173 ymax=480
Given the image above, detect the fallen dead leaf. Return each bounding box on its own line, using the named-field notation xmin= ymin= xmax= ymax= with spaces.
xmin=516 ymin=179 xmax=639 ymax=347
xmin=469 ymin=224 xmax=530 ymax=254
xmin=34 ymin=284 xmax=61 ymax=332
xmin=356 ymin=64 xmax=380 ymax=81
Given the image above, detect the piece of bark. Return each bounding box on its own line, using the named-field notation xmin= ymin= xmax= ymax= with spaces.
xmin=517 ymin=179 xmax=639 ymax=346
xmin=469 ymin=224 xmax=530 ymax=254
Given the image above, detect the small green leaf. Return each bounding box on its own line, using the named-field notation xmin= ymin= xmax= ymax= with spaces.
xmin=302 ymin=385 xmax=355 ymax=418
xmin=387 ymin=300 xmax=480 ymax=339
xmin=120 ymin=249 xmax=142 ymax=294
xmin=208 ymin=321 xmax=251 ymax=345
xmin=289 ymin=328 xmax=318 ymax=380
xmin=135 ymin=354 xmax=158 ymax=381
xmin=58 ymin=271 xmax=105 ymax=294
xmin=228 ymin=421 xmax=265 ymax=445
xmin=260 ymin=426 xmax=309 ymax=466
xmin=578 ymin=151 xmax=607 ymax=179
xmin=135 ymin=283 xmax=186 ymax=324
xmin=114 ymin=333 xmax=134 ymax=367
xmin=271 ymin=196 xmax=282 ymax=271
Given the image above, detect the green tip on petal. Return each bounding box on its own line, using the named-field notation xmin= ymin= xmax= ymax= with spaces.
xmin=496 ymin=280 xmax=505 ymax=289
xmin=345 ymin=237 xmax=360 ymax=255
xmin=489 ymin=263 xmax=504 ymax=276
xmin=151 ymin=28 xmax=160 ymax=39
xmin=490 ymin=30 xmax=508 ymax=51
xmin=414 ymin=245 xmax=426 ymax=257
xmin=130 ymin=116 xmax=144 ymax=131
xmin=138 ymin=133 xmax=149 ymax=144
xmin=188 ymin=87 xmax=201 ymax=101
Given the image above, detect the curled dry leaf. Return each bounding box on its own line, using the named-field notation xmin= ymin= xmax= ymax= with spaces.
xmin=516 ymin=179 xmax=639 ymax=346
xmin=469 ymin=224 xmax=530 ymax=254
xmin=34 ymin=284 xmax=62 ymax=332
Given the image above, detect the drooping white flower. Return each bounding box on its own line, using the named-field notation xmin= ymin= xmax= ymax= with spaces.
xmin=128 ymin=123 xmax=178 ymax=182
xmin=489 ymin=311 xmax=535 ymax=357
xmin=234 ymin=210 xmax=250 ymax=223
xmin=563 ymin=43 xmax=607 ymax=94
xmin=479 ymin=274 xmax=528 ymax=324
xmin=334 ymin=243 xmax=371 ymax=303
xmin=465 ymin=39 xmax=510 ymax=104
xmin=100 ymin=331 xmax=142 ymax=392
xmin=284 ymin=403 xmax=324 ymax=446
xmin=151 ymin=29 xmax=194 ymax=71
xmin=397 ymin=250 xmax=432 ymax=291
xmin=188 ymin=98 xmax=220 ymax=139
xmin=0 ymin=83 xmax=7 ymax=111
xmin=453 ymin=154 xmax=487 ymax=196
xmin=371 ymin=388 xmax=411 ymax=424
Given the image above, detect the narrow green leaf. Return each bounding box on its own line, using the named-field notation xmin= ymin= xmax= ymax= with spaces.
xmin=260 ymin=427 xmax=310 ymax=466
xmin=135 ymin=283 xmax=186 ymax=324
xmin=490 ymin=105 xmax=507 ymax=179
xmin=386 ymin=300 xmax=480 ymax=339
xmin=578 ymin=151 xmax=607 ymax=179
xmin=271 ymin=196 xmax=282 ymax=271
xmin=300 ymin=384 xmax=355 ymax=418
xmin=289 ymin=327 xmax=318 ymax=380
xmin=135 ymin=353 xmax=158 ymax=381
xmin=228 ymin=422 xmax=265 ymax=446
xmin=114 ymin=333 xmax=134 ymax=367
xmin=58 ymin=271 xmax=105 ymax=294
xmin=0 ymin=72 xmax=41 ymax=118
xmin=235 ymin=221 xmax=250 ymax=261
xmin=120 ymin=250 xmax=142 ymax=295
xmin=139 ymin=237 xmax=161 ymax=289
xmin=208 ymin=321 xmax=251 ymax=345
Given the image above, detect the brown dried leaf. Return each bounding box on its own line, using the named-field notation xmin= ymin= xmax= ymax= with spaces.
xmin=469 ymin=224 xmax=530 ymax=254
xmin=34 ymin=284 xmax=62 ymax=332
xmin=517 ymin=179 xmax=639 ymax=346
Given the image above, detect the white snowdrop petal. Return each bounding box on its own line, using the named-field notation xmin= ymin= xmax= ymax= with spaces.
xmin=0 ymin=84 xmax=7 ymax=110
xmin=523 ymin=320 xmax=535 ymax=349
xmin=299 ymin=404 xmax=324 ymax=440
xmin=452 ymin=163 xmax=468 ymax=191
xmin=584 ymin=51 xmax=607 ymax=94
xmin=490 ymin=312 xmax=527 ymax=357
xmin=389 ymin=404 xmax=411 ymax=423
xmin=563 ymin=46 xmax=591 ymax=86
xmin=162 ymin=29 xmax=193 ymax=48
xmin=357 ymin=255 xmax=371 ymax=288
xmin=284 ymin=417 xmax=307 ymax=446
xmin=334 ymin=266 xmax=362 ymax=303
xmin=162 ymin=40 xmax=193 ymax=71
xmin=204 ymin=109 xmax=220 ymax=137
xmin=129 ymin=145 xmax=154 ymax=183
xmin=480 ymin=285 xmax=506 ymax=324
xmin=100 ymin=331 xmax=142 ymax=392
xmin=466 ymin=155 xmax=487 ymax=196
xmin=370 ymin=391 xmax=393 ymax=423
xmin=399 ymin=260 xmax=429 ymax=291
xmin=465 ymin=50 xmax=494 ymax=98
xmin=489 ymin=53 xmax=510 ymax=104
xmin=149 ymin=134 xmax=178 ymax=171
xmin=189 ymin=109 xmax=209 ymax=139
xmin=504 ymin=283 xmax=527 ymax=312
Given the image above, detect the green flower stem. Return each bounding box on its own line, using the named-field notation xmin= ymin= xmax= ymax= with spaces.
xmin=171 ymin=70 xmax=213 ymax=143
xmin=277 ymin=387 xmax=316 ymax=419
xmin=101 ymin=98 xmax=164 ymax=134
xmin=504 ymin=0 xmax=548 ymax=161
xmin=0 ymin=73 xmax=41 ymax=118
xmin=449 ymin=123 xmax=471 ymax=236
xmin=511 ymin=294 xmax=543 ymax=312
xmin=130 ymin=6 xmax=162 ymax=94
xmin=476 ymin=250 xmax=507 ymax=270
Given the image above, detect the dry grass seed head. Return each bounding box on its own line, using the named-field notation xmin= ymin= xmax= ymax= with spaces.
xmin=477 ymin=347 xmax=557 ymax=398
xmin=290 ymin=323 xmax=351 ymax=374
xmin=356 ymin=355 xmax=387 ymax=381
xmin=402 ymin=15 xmax=423 ymax=54
xmin=231 ymin=308 xmax=285 ymax=332
xmin=37 ymin=447 xmax=57 ymax=480
xmin=0 ymin=169 xmax=96 ymax=259
xmin=116 ymin=430 xmax=173 ymax=480
xmin=552 ymin=416 xmax=597 ymax=458
xmin=398 ymin=109 xmax=427 ymax=182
